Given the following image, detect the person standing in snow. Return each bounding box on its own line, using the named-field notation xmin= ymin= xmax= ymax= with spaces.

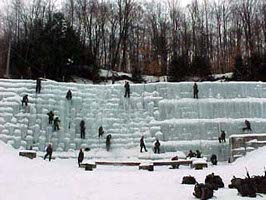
xmin=66 ymin=90 xmax=72 ymax=101
xmin=78 ymin=148 xmax=84 ymax=167
xmin=106 ymin=134 xmax=112 ymax=151
xmin=154 ymin=139 xmax=160 ymax=154
xmin=36 ymin=78 xmax=41 ymax=93
xmin=124 ymin=81 xmax=130 ymax=98
xmin=98 ymin=126 xmax=104 ymax=138
xmin=140 ymin=136 xmax=147 ymax=153
xmin=22 ymin=94 xmax=29 ymax=106
xmin=242 ymin=120 xmax=252 ymax=132
xmin=47 ymin=111 xmax=54 ymax=125
xmin=80 ymin=120 xmax=86 ymax=139
xmin=193 ymin=83 xmax=199 ymax=99
xmin=210 ymin=154 xmax=218 ymax=165
xmin=44 ymin=144 xmax=53 ymax=161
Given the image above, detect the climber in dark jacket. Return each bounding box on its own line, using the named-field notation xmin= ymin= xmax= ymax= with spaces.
xmin=196 ymin=150 xmax=202 ymax=158
xmin=53 ymin=117 xmax=60 ymax=131
xmin=124 ymin=81 xmax=130 ymax=98
xmin=22 ymin=95 xmax=29 ymax=106
xmin=140 ymin=136 xmax=147 ymax=153
xmin=47 ymin=111 xmax=54 ymax=125
xmin=44 ymin=144 xmax=53 ymax=161
xmin=80 ymin=120 xmax=86 ymax=139
xmin=218 ymin=130 xmax=226 ymax=143
xmin=106 ymin=134 xmax=112 ymax=151
xmin=78 ymin=149 xmax=84 ymax=167
xmin=193 ymin=83 xmax=199 ymax=99
xmin=242 ymin=120 xmax=252 ymax=132
xmin=98 ymin=126 xmax=104 ymax=138
xmin=36 ymin=78 xmax=41 ymax=93
xmin=154 ymin=139 xmax=161 ymax=154
xmin=210 ymin=154 xmax=218 ymax=165
xmin=187 ymin=150 xmax=196 ymax=158
xmin=66 ymin=90 xmax=72 ymax=101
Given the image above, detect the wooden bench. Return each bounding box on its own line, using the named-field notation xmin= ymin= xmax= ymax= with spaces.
xmin=95 ymin=161 xmax=140 ymax=166
xmin=80 ymin=161 xmax=97 ymax=171
xmin=94 ymin=160 xmax=192 ymax=169
xmin=139 ymin=163 xmax=154 ymax=171
xmin=192 ymin=161 xmax=208 ymax=170
xmin=153 ymin=160 xmax=192 ymax=169
xmin=19 ymin=151 xmax=36 ymax=159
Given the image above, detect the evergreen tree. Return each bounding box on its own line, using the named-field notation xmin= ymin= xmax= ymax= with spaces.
xmin=168 ymin=52 xmax=189 ymax=81
xmin=233 ymin=55 xmax=248 ymax=81
xmin=11 ymin=12 xmax=99 ymax=81
xmin=249 ymin=53 xmax=266 ymax=81
xmin=190 ymin=55 xmax=211 ymax=77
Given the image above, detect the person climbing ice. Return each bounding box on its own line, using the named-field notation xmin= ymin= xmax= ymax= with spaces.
xmin=22 ymin=94 xmax=29 ymax=106
xmin=98 ymin=126 xmax=104 ymax=138
xmin=80 ymin=120 xmax=86 ymax=139
xmin=218 ymin=130 xmax=226 ymax=143
xmin=53 ymin=117 xmax=60 ymax=131
xmin=66 ymin=90 xmax=72 ymax=101
xmin=106 ymin=134 xmax=112 ymax=151
xmin=47 ymin=111 xmax=54 ymax=125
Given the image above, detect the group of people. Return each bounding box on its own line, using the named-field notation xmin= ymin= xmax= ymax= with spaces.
xmin=187 ymin=149 xmax=202 ymax=158
xmin=139 ymin=136 xmax=161 ymax=154
xmin=43 ymin=143 xmax=85 ymax=167
xmin=28 ymin=79 xmax=255 ymax=167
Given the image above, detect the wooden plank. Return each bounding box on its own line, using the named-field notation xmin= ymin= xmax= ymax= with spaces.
xmin=95 ymin=161 xmax=141 ymax=166
xmin=95 ymin=160 xmax=192 ymax=167
xmin=153 ymin=160 xmax=192 ymax=166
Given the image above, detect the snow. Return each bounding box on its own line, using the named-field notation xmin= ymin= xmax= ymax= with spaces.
xmin=0 ymin=140 xmax=266 ymax=200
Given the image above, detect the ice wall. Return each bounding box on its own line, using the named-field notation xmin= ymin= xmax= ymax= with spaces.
xmin=0 ymin=79 xmax=266 ymax=160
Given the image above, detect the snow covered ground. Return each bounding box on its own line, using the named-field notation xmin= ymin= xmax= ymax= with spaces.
xmin=0 ymin=141 xmax=266 ymax=200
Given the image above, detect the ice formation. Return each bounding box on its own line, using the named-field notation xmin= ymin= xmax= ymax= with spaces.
xmin=0 ymin=79 xmax=266 ymax=160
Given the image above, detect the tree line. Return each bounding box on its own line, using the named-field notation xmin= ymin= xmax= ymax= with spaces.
xmin=0 ymin=0 xmax=265 ymax=81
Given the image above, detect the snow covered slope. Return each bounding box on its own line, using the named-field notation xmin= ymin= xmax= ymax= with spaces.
xmin=0 ymin=79 xmax=266 ymax=160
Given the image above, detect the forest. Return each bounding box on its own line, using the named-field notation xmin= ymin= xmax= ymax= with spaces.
xmin=0 ymin=0 xmax=265 ymax=81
